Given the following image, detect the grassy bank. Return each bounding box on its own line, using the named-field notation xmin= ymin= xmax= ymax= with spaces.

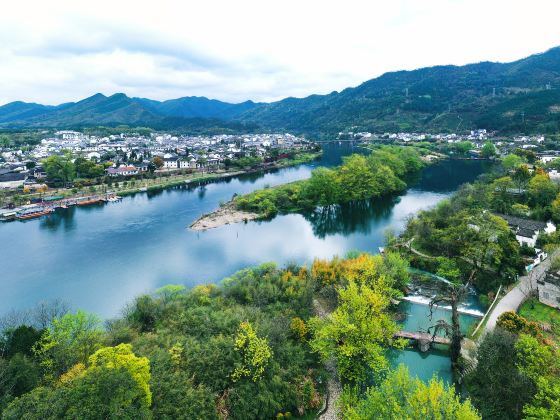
xmin=518 ymin=298 xmax=560 ymax=344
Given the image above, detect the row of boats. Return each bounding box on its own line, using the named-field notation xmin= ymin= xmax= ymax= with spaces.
xmin=0 ymin=194 xmax=122 ymax=222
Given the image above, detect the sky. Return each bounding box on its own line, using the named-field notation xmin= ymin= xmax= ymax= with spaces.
xmin=1 ymin=0 xmax=559 ymax=105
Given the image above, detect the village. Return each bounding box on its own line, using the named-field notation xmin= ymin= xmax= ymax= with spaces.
xmin=0 ymin=130 xmax=320 ymax=220
xmin=0 ymin=130 xmax=314 ymax=187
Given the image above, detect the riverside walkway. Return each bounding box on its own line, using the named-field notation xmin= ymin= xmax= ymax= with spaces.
xmin=484 ymin=251 xmax=557 ymax=332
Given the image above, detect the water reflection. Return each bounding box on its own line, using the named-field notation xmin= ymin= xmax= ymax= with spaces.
xmin=39 ymin=207 xmax=77 ymax=232
xmin=303 ymin=196 xmax=400 ymax=238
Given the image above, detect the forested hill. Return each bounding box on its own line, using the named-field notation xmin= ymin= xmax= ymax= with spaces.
xmin=0 ymin=94 xmax=260 ymax=134
xmin=239 ymin=47 xmax=560 ymax=135
xmin=1 ymin=47 xmax=560 ymax=134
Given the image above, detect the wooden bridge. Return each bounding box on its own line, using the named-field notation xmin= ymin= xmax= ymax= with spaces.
xmin=395 ymin=331 xmax=451 ymax=345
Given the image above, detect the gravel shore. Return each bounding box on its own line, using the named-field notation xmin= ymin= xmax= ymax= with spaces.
xmin=189 ymin=203 xmax=260 ymax=231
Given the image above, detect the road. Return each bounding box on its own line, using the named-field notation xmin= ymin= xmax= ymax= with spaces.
xmin=485 ymin=253 xmax=554 ymax=332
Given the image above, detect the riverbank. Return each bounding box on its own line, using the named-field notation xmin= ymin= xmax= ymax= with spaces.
xmin=1 ymin=151 xmax=322 ymax=217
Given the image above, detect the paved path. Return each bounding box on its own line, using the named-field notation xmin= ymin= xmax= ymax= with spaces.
xmin=485 ymin=253 xmax=554 ymax=332
xmin=313 ymin=299 xmax=341 ymax=420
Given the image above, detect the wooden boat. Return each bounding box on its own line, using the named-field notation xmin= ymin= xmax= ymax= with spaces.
xmin=16 ymin=208 xmax=53 ymax=220
xmin=76 ymin=197 xmax=102 ymax=206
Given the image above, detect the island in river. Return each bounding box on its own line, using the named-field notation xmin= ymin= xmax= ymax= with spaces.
xmin=191 ymin=145 xmax=427 ymax=230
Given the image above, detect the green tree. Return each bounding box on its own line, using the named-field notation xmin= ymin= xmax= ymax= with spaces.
xmin=2 ymin=366 xmax=150 ymax=420
xmin=0 ymin=135 xmax=11 ymax=148
xmin=151 ymin=368 xmax=217 ymax=419
xmin=466 ymin=329 xmax=535 ymax=420
xmin=74 ymin=157 xmax=104 ymax=179
xmin=501 ymin=154 xmax=524 ymax=171
xmin=480 ymin=142 xmax=496 ymax=158
xmin=454 ymin=141 xmax=474 ymax=155
xmin=337 ymin=155 xmax=382 ymax=202
xmin=42 ymin=152 xmax=76 ymax=184
xmin=0 ymin=354 xmax=40 ymax=408
xmin=342 ymin=365 xmax=480 ymax=419
xmin=551 ymin=193 xmax=560 ymax=223
xmin=303 ymin=167 xmax=341 ymax=207
xmin=515 ymin=334 xmax=560 ymax=419
xmin=1 ymin=325 xmax=42 ymax=358
xmin=309 ymin=279 xmax=400 ymax=383
xmin=491 ymin=176 xmax=514 ymax=213
xmin=33 ymin=310 xmax=103 ymax=377
xmin=512 ymin=164 xmax=531 ymax=192
xmin=529 ymin=172 xmax=558 ymax=207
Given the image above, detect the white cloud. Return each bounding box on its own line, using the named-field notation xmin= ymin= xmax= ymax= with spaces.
xmin=0 ymin=0 xmax=559 ymax=105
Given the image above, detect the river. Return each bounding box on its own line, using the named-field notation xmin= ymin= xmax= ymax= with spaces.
xmin=0 ymin=143 xmax=492 ymax=381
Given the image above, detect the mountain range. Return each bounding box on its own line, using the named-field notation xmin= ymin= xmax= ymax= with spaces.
xmin=2 ymin=47 xmax=560 ymax=135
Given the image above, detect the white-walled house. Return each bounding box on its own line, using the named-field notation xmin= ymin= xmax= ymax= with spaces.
xmin=497 ymin=214 xmax=556 ymax=248
xmin=179 ymin=159 xmax=192 ymax=169
xmin=163 ymin=157 xmax=179 ymax=169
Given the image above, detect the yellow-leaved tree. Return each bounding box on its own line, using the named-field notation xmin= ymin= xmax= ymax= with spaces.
xmin=231 ymin=321 xmax=272 ymax=382
xmin=88 ymin=343 xmax=152 ymax=407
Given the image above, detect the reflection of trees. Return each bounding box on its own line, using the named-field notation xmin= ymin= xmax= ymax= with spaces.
xmin=39 ymin=207 xmax=76 ymax=232
xmin=410 ymin=160 xmax=493 ymax=192
xmin=146 ymin=188 xmax=164 ymax=199
xmin=302 ymin=195 xmax=401 ymax=238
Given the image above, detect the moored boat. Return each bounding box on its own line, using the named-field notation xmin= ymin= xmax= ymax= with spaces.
xmin=75 ymin=197 xmax=102 ymax=206
xmin=0 ymin=210 xmax=17 ymax=222
xmin=16 ymin=207 xmax=53 ymax=220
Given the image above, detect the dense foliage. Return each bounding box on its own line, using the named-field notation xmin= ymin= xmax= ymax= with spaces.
xmin=404 ymin=196 xmax=525 ymax=293
xmin=0 ymin=251 xmax=474 ymax=419
xmin=42 ymin=152 xmax=105 ymax=185
xmin=466 ymin=326 xmax=560 ymax=420
xmin=401 ymin=151 xmax=560 ymax=293
xmin=341 ymin=365 xmax=480 ymax=419
xmin=235 ymin=146 xmax=424 ymax=217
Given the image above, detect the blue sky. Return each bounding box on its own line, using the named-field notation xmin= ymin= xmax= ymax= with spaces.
xmin=1 ymin=0 xmax=559 ymax=105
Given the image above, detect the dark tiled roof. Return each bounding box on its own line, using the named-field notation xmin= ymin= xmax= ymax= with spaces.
xmin=495 ymin=213 xmax=547 ymax=233
xmin=518 ymin=228 xmax=537 ymax=238
xmin=542 ymin=270 xmax=560 ymax=287
xmin=0 ymin=172 xmax=26 ymax=182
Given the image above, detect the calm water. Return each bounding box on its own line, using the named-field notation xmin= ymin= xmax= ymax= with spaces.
xmin=0 ymin=144 xmax=491 ymax=381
